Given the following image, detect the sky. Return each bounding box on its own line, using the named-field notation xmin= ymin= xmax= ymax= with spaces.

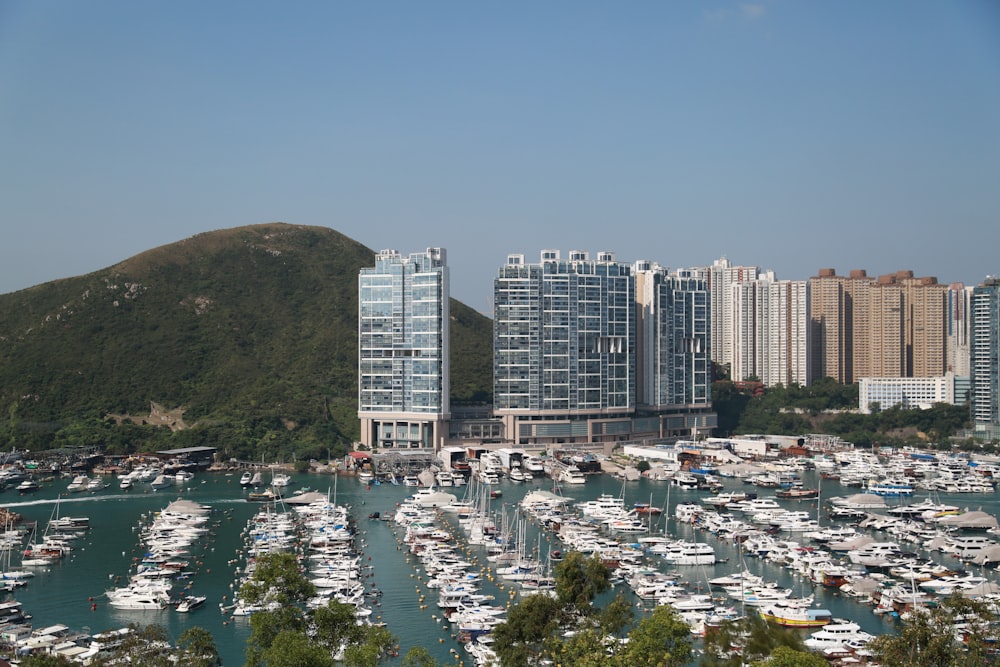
xmin=1 ymin=1 xmax=999 ymax=314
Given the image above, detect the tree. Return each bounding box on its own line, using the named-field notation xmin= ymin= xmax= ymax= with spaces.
xmin=867 ymin=595 xmax=997 ymax=667
xmin=554 ymin=551 xmax=610 ymax=611
xmin=177 ymin=626 xmax=221 ymax=666
xmin=260 ymin=630 xmax=335 ymax=667
xmin=342 ymin=623 xmax=396 ymax=667
xmin=750 ymin=646 xmax=827 ymax=667
xmin=239 ymin=551 xmax=316 ymax=606
xmin=618 ymin=604 xmax=692 ymax=667
xmin=701 ymin=614 xmax=809 ymax=667
xmin=401 ymin=646 xmax=439 ymax=667
xmin=492 ymin=592 xmax=565 ymax=667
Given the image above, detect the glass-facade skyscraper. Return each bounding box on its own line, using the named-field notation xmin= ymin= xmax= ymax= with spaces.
xmin=358 ymin=248 xmax=449 ymax=449
xmin=971 ymin=277 xmax=1000 ymax=438
xmin=494 ymin=251 xmax=716 ymax=447
xmin=494 ymin=250 xmax=635 ymax=446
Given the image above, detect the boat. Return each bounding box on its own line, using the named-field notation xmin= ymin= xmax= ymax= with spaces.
xmin=247 ymin=488 xmax=278 ymax=502
xmin=804 ymin=621 xmax=874 ymax=651
xmin=250 ymin=471 xmax=264 ymax=487
xmin=150 ymin=474 xmax=173 ymax=490
xmin=66 ymin=475 xmax=90 ymax=493
xmin=239 ymin=471 xmax=253 ymax=487
xmin=87 ymin=476 xmax=109 ymax=492
xmin=271 ymin=472 xmax=291 ymax=488
xmin=175 ymin=470 xmax=195 ymax=483
xmin=776 ymin=487 xmax=819 ymax=499
xmin=759 ymin=602 xmax=833 ymax=628
xmin=15 ymin=479 xmax=39 ymax=493
xmin=559 ymin=467 xmax=586 ymax=485
xmin=119 ymin=477 xmax=132 ymax=491
xmin=659 ymin=542 xmax=717 ymax=565
xmin=175 ymin=595 xmax=206 ymax=612
xmin=407 ymin=488 xmax=458 ymax=508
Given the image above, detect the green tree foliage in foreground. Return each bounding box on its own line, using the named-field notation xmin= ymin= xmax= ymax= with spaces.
xmin=240 ymin=551 xmax=395 ymax=667
xmin=867 ymin=595 xmax=998 ymax=667
xmin=488 ymin=551 xmax=692 ymax=667
xmin=700 ymin=613 xmax=814 ymax=667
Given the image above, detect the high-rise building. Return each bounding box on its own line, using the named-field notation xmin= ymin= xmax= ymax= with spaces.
xmin=493 ymin=250 xmax=635 ymax=447
xmin=947 ymin=284 xmax=973 ymax=378
xmin=634 ymin=264 xmax=711 ymax=408
xmin=493 ymin=252 xmax=717 ymax=448
xmin=971 ymin=277 xmax=1000 ymax=438
xmin=809 ymin=268 xmax=948 ymax=384
xmin=634 ymin=263 xmax=716 ymax=439
xmin=727 ymin=273 xmax=811 ymax=387
xmin=358 ymin=248 xmax=449 ymax=450
xmin=708 ymin=257 xmax=760 ymax=378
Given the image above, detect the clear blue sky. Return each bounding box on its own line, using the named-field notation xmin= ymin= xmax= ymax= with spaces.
xmin=2 ymin=1 xmax=998 ymax=314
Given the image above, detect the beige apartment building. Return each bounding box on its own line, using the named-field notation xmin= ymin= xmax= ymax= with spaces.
xmin=810 ymin=269 xmax=948 ymax=384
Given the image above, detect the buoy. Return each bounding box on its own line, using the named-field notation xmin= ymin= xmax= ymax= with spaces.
xmin=91 ymin=603 xmax=97 ymax=611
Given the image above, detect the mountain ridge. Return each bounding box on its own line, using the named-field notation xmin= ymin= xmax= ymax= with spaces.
xmin=0 ymin=223 xmax=493 ymax=458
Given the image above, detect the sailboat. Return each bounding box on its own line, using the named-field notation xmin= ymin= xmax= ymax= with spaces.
xmin=0 ymin=521 xmax=33 ymax=582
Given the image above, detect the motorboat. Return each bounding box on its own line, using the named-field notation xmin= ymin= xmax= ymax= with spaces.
xmin=87 ymin=476 xmax=109 ymax=491
xmin=271 ymin=472 xmax=291 ymax=487
xmin=119 ymin=477 xmax=133 ymax=491
xmin=175 ymin=595 xmax=206 ymax=612
xmin=658 ymin=541 xmax=716 ymax=565
xmin=559 ymin=467 xmax=586 ymax=485
xmin=150 ymin=474 xmax=173 ymax=490
xmin=804 ymin=621 xmax=874 ymax=651
xmin=15 ymin=479 xmax=39 ymax=493
xmin=407 ymin=488 xmax=458 ymax=508
xmin=239 ymin=471 xmax=253 ymax=487
xmin=66 ymin=475 xmax=90 ymax=493
xmin=759 ymin=602 xmax=833 ymax=627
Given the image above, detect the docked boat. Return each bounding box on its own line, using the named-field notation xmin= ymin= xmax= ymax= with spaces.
xmin=804 ymin=621 xmax=874 ymax=651
xmin=559 ymin=467 xmax=587 ymax=485
xmin=866 ymin=478 xmax=915 ymax=496
xmin=776 ymin=487 xmax=819 ymax=499
xmin=659 ymin=541 xmax=717 ymax=565
xmin=759 ymin=602 xmax=833 ymax=627
xmin=239 ymin=471 xmax=253 ymax=487
xmin=119 ymin=477 xmax=133 ymax=491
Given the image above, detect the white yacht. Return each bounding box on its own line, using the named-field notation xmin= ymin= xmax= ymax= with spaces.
xmin=66 ymin=475 xmax=90 ymax=493
xmin=804 ymin=621 xmax=874 ymax=651
xmin=150 ymin=474 xmax=173 ymax=490
xmin=658 ymin=541 xmax=716 ymax=565
xmin=559 ymin=467 xmax=586 ymax=484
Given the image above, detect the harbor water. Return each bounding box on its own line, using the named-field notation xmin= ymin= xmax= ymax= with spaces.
xmin=3 ymin=468 xmax=999 ymax=665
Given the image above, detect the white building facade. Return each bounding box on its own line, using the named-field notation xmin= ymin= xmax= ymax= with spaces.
xmin=858 ymin=374 xmax=956 ymax=414
xmin=358 ymin=248 xmax=450 ymax=450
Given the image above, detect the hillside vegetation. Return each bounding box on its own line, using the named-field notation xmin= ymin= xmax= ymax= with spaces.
xmin=0 ymin=224 xmax=494 ymax=460
xmin=713 ymin=378 xmax=972 ymax=448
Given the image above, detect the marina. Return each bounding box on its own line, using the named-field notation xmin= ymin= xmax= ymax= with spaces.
xmin=0 ymin=452 xmax=998 ymax=663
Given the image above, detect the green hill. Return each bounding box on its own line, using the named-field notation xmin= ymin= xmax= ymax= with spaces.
xmin=0 ymin=223 xmax=494 ymax=460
